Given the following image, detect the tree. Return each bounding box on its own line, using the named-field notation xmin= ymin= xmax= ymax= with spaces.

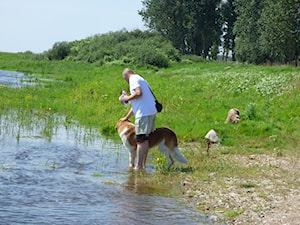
xmin=186 ymin=0 xmax=222 ymax=57
xmin=139 ymin=0 xmax=188 ymax=53
xmin=139 ymin=0 xmax=222 ymax=58
xmin=233 ymin=0 xmax=266 ymax=64
xmin=259 ymin=0 xmax=300 ymax=64
xmin=220 ymin=0 xmax=237 ymax=61
xmin=47 ymin=41 xmax=70 ymax=60
xmin=233 ymin=0 xmax=300 ymax=65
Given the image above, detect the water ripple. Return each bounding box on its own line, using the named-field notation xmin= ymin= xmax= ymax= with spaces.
xmin=0 ymin=111 xmax=216 ymax=225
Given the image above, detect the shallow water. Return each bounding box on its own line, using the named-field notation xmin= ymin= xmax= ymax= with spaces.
xmin=0 ymin=110 xmax=215 ymax=225
xmin=0 ymin=69 xmax=58 ymax=88
xmin=0 ymin=70 xmax=35 ymax=87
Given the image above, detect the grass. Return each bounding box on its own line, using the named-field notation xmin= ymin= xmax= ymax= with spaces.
xmin=1 ymin=52 xmax=299 ymax=221
xmin=1 ymin=53 xmax=299 ymax=146
xmin=1 ymin=51 xmax=299 ymax=164
xmin=225 ymin=209 xmax=246 ymax=221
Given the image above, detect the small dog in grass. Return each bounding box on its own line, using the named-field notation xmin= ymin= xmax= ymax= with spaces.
xmin=115 ymin=120 xmax=188 ymax=169
xmin=225 ymin=108 xmax=241 ymax=124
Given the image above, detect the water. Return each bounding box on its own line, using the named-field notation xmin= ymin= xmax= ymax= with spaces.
xmin=0 ymin=70 xmax=35 ymax=87
xmin=0 ymin=69 xmax=58 ymax=88
xmin=0 ymin=110 xmax=215 ymax=225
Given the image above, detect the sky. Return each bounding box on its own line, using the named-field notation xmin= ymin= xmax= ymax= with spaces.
xmin=0 ymin=0 xmax=146 ymax=53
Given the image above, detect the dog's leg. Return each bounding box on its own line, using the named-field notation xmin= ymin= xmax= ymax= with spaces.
xmin=167 ymin=159 xmax=174 ymax=169
xmin=129 ymin=147 xmax=136 ymax=168
xmin=158 ymin=142 xmax=174 ymax=169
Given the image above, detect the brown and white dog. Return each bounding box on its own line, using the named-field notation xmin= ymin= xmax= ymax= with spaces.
xmin=115 ymin=120 xmax=188 ymax=169
xmin=225 ymin=108 xmax=241 ymax=124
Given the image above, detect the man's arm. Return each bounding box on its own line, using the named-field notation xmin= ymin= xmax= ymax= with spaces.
xmin=121 ymin=87 xmax=142 ymax=102
xmin=120 ymin=108 xmax=134 ymax=121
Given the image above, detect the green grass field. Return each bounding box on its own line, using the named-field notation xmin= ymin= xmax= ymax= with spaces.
xmin=1 ymin=52 xmax=299 ymax=152
xmin=1 ymin=52 xmax=299 ymax=221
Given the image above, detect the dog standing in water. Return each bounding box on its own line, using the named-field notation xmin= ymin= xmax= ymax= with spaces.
xmin=116 ymin=120 xmax=188 ymax=169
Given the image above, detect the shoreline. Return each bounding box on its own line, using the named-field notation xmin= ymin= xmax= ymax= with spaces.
xmin=180 ymin=145 xmax=300 ymax=224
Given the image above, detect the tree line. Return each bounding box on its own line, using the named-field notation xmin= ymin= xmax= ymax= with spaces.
xmin=140 ymin=0 xmax=300 ymax=65
xmin=31 ymin=0 xmax=299 ymax=67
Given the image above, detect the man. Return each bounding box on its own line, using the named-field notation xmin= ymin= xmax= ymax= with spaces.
xmin=119 ymin=68 xmax=157 ymax=170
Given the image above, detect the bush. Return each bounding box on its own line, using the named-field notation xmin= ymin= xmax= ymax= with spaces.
xmin=44 ymin=29 xmax=179 ymax=68
xmin=244 ymin=103 xmax=257 ymax=120
xmin=47 ymin=42 xmax=70 ymax=60
xmin=133 ymin=44 xmax=170 ymax=68
xmin=181 ymin=54 xmax=205 ymax=64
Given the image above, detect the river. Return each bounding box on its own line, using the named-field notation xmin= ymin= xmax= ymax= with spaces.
xmin=0 ymin=70 xmax=217 ymax=224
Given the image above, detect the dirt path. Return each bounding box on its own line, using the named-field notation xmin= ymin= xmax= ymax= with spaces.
xmin=182 ymin=152 xmax=300 ymax=225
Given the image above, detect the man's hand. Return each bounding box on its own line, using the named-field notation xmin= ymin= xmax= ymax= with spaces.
xmin=120 ymin=94 xmax=129 ymax=102
xmin=119 ymin=117 xmax=128 ymax=122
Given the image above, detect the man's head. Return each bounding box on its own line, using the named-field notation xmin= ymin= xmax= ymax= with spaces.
xmin=122 ymin=68 xmax=134 ymax=83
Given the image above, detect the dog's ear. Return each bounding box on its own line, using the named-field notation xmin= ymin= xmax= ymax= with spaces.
xmin=117 ymin=118 xmax=131 ymax=124
xmin=115 ymin=120 xmax=122 ymax=129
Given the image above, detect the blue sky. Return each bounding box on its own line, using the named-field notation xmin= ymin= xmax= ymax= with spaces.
xmin=0 ymin=0 xmax=146 ymax=53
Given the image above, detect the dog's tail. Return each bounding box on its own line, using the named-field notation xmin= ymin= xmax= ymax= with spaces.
xmin=171 ymin=147 xmax=188 ymax=164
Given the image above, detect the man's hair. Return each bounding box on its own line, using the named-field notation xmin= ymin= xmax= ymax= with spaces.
xmin=122 ymin=68 xmax=134 ymax=77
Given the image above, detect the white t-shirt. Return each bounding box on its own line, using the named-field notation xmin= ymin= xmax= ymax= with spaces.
xmin=129 ymin=74 xmax=156 ymax=118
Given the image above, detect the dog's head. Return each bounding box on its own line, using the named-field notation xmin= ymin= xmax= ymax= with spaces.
xmin=232 ymin=115 xmax=240 ymax=123
xmin=115 ymin=119 xmax=133 ymax=133
xmin=231 ymin=108 xmax=240 ymax=123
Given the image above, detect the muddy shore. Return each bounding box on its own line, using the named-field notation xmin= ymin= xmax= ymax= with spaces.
xmin=181 ymin=147 xmax=300 ymax=225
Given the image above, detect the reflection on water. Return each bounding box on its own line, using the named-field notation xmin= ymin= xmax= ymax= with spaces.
xmin=0 ymin=110 xmax=216 ymax=225
xmin=0 ymin=69 xmax=59 ymax=88
xmin=0 ymin=70 xmax=35 ymax=87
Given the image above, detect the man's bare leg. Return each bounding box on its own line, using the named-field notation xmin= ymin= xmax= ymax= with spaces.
xmin=135 ymin=141 xmax=149 ymax=170
xmin=142 ymin=140 xmax=149 ymax=168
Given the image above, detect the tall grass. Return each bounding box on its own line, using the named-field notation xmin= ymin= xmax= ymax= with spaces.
xmin=0 ymin=52 xmax=299 ymax=152
xmin=1 ymin=52 xmax=299 ymax=221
